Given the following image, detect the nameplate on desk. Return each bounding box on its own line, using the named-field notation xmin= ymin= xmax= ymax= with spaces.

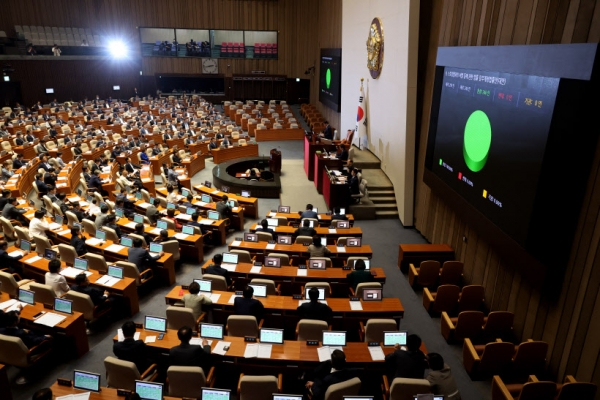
xmin=43 ymin=303 xmax=53 ymax=310
xmin=342 ymin=266 xmax=351 ymax=270
xmin=117 ymin=389 xmax=132 ymax=397
xmin=350 ymin=297 xmax=360 ymax=302
xmin=306 ymin=340 xmax=319 ymax=346
xmin=302 ymin=243 xmax=309 ymax=246
xmin=134 ymin=323 xmax=143 ymax=329
xmin=368 ymin=342 xmax=380 ymax=347
xmin=298 ymin=265 xmax=307 ymax=269
xmin=292 ymin=294 xmax=302 ymax=300
xmin=182 ymin=285 xmax=189 ymax=290
xmin=244 ymin=336 xmax=257 ymax=343
xmin=235 ymin=237 xmax=243 ymax=241
xmin=57 ymin=378 xmax=72 ymax=387
xmin=371 ymin=271 xmax=377 ymax=276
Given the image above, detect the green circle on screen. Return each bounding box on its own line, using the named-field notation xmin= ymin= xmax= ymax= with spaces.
xmin=463 ymin=110 xmax=491 ymax=172
xmin=326 ymin=69 xmax=332 ymax=89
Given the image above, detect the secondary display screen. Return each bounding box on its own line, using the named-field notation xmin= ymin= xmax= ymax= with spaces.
xmin=144 ymin=316 xmax=166 ymax=332
xmin=383 ymin=331 xmax=407 ymax=346
xmin=202 ymin=388 xmax=231 ymax=400
xmin=322 ymin=331 xmax=346 ymax=346
xmin=319 ymin=48 xmax=342 ymax=112
xmin=200 ymin=323 xmax=224 ymax=339
xmin=73 ymin=371 xmax=101 ymax=392
xmin=429 ymin=67 xmax=559 ymax=245
xmin=135 ymin=381 xmax=163 ymax=400
xmin=260 ymin=328 xmax=284 ymax=344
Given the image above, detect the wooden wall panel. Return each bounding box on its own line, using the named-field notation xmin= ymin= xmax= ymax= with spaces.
xmin=0 ymin=0 xmax=322 ymax=105
xmin=415 ymin=0 xmax=600 ymax=394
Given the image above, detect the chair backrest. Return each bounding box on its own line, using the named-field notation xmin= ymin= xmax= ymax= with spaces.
xmin=267 ymin=252 xmax=289 ymax=266
xmin=102 ymin=226 xmax=120 ymax=242
xmin=389 ymin=378 xmax=430 ymax=400
xmin=64 ymin=290 xmax=95 ymax=320
xmin=0 ymin=217 xmax=16 ymax=239
xmin=458 ymin=285 xmax=485 ymax=312
xmin=231 ymin=249 xmax=252 ymax=263
xmin=454 ymin=311 xmax=485 ymax=341
xmin=417 ymin=260 xmax=441 ymax=287
xmin=296 ymin=319 xmax=328 ymax=341
xmin=512 ymin=341 xmax=548 ymax=375
xmin=478 ymin=342 xmax=516 ymax=374
xmin=161 ymin=240 xmax=180 ymax=261
xmin=116 ymin=261 xmax=142 ymax=284
xmin=15 ymin=226 xmax=30 ymax=243
xmin=364 ymin=319 xmax=397 ymax=343
xmin=295 ymin=235 xmax=313 ymax=245
xmin=324 ymin=377 xmax=361 ymax=400
xmin=58 ymin=243 xmax=77 ymax=266
xmin=250 ymin=278 xmax=277 ymax=295
xmin=305 ymin=282 xmax=332 ymax=298
xmin=128 ymin=233 xmax=147 ymax=247
xmin=0 ymin=334 xmax=30 ymax=368
xmin=432 ymin=285 xmax=461 ymax=313
xmin=309 ymin=257 xmax=332 ymax=269
xmin=483 ymin=311 xmax=515 ymax=339
xmin=104 ymin=356 xmax=140 ymax=391
xmin=239 ymin=375 xmax=280 ymax=400
xmin=355 ymin=282 xmax=382 ymax=298
xmin=82 ymin=219 xmax=96 ymax=236
xmin=227 ymin=315 xmax=259 ymax=337
xmin=65 ymin=211 xmax=79 ymax=228
xmin=28 ymin=282 xmax=57 ymax=305
xmin=167 ymin=366 xmax=206 ymax=398
xmin=33 ymin=234 xmax=53 ymax=255
xmin=160 ymin=217 xmax=176 ymax=231
xmin=166 ymin=306 xmax=197 ymax=331
xmin=514 ymin=381 xmax=557 ymax=400
xmin=0 ymin=271 xmax=19 ymax=296
xmin=202 ymin=274 xmax=228 ymax=291
xmin=346 ymin=257 xmax=369 ymax=269
xmin=85 ymin=252 xmax=108 ymax=273
xmin=439 ymin=261 xmax=464 ymax=285
xmin=557 ymin=381 xmax=597 ymax=400
xmin=256 ymin=231 xmax=273 ymax=242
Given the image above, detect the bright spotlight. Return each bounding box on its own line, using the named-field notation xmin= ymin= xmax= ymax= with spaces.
xmin=108 ymin=40 xmax=128 ymax=59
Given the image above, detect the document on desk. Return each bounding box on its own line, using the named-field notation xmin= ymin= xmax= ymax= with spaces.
xmin=145 ymin=336 xmax=156 ymax=343
xmin=176 ymin=214 xmax=192 ymax=221
xmin=297 ymin=269 xmax=308 ymax=276
xmin=231 ymin=240 xmax=242 ymax=247
xmin=25 ymin=256 xmax=42 ymax=264
xmin=190 ymin=338 xmax=213 ymax=346
xmin=199 ymin=220 xmax=214 ymax=225
xmin=228 ymin=294 xmax=241 ymax=304
xmin=85 ymin=238 xmax=103 ymax=246
xmin=174 ymin=233 xmax=190 ymax=240
xmin=220 ymin=263 xmax=236 ymax=271
xmin=60 ymin=267 xmax=93 ymax=279
xmin=336 ymin=247 xmax=346 ymax=253
xmin=194 ymin=201 xmax=208 ymax=207
xmin=105 ymin=244 xmax=125 ymax=253
xmin=244 ymin=343 xmax=272 ymax=358
xmin=208 ymin=293 xmax=221 ymax=302
xmin=49 ymin=222 xmax=62 ymax=231
xmin=58 ymin=229 xmax=72 ymax=235
xmin=150 ymin=228 xmax=162 ymax=234
xmin=368 ymin=346 xmax=386 ymax=361
xmin=34 ymin=312 xmax=67 ymax=327
xmin=266 ymin=243 xmax=276 ymax=250
xmin=137 ymin=202 xmax=151 ymax=209
xmin=125 ymin=222 xmax=138 ymax=229
xmin=211 ymin=190 xmax=220 ymax=194
xmin=214 ymin=341 xmax=231 ymax=355
xmin=317 ymin=346 xmax=344 ymax=362
xmin=8 ymin=250 xmax=24 ymax=257
xmin=56 ymin=392 xmax=91 ymax=400
xmin=117 ymin=329 xmax=140 ymax=342
xmin=250 ymin=266 xmax=262 ymax=274
xmin=0 ymin=299 xmax=28 ymax=312
xmin=95 ymin=275 xmax=120 ymax=287
xmin=349 ymin=301 xmax=363 ymax=311
xmin=329 ymin=229 xmax=337 ymax=234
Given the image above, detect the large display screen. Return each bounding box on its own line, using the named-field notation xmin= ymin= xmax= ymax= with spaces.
xmin=429 ymin=67 xmax=559 ymax=245
xmin=319 ymin=48 xmax=342 ymax=112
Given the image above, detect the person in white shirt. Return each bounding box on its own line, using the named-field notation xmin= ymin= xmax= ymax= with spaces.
xmin=45 ymin=259 xmax=69 ymax=296
xmin=52 ymin=44 xmax=61 ymax=57
xmin=29 ymin=210 xmax=49 ymax=239
xmin=117 ymin=169 xmax=135 ymax=190
xmin=166 ymin=185 xmax=179 ymax=204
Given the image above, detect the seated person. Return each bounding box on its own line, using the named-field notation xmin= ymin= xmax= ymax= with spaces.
xmin=134 ymin=223 xmax=153 ymax=246
xmin=305 ymin=350 xmax=356 ymax=400
xmin=164 ymin=208 xmax=182 ymax=230
xmin=308 ymin=235 xmax=331 ymax=258
xmin=0 ymin=310 xmax=51 ymax=348
xmin=169 ymin=325 xmax=211 ymax=371
xmin=188 ymin=212 xmax=213 ymax=237
xmin=70 ymin=227 xmax=88 ymax=256
xmin=113 ymin=321 xmax=150 ymax=373
xmin=154 ymin=229 xmax=177 ymax=243
xmin=297 ymin=287 xmax=332 ymax=323
xmin=346 ymin=259 xmax=374 ymax=290
xmin=71 ymin=273 xmax=112 ymax=308
xmin=384 ymin=334 xmax=427 ymax=380
xmin=0 ymin=240 xmax=26 ymax=274
xmin=331 ymin=207 xmax=348 ymax=221
xmin=45 ymin=259 xmax=69 ymax=296
xmin=255 ymin=219 xmax=277 ymax=240
xmin=103 ymin=214 xmax=123 ymax=239
xmin=146 ymin=198 xmax=161 ymax=224
xmin=204 ymin=254 xmax=232 ymax=285
xmin=233 ymin=286 xmax=264 ymax=321
xmin=294 ymin=219 xmax=317 ymax=238
xmin=182 ymin=281 xmax=213 ymax=320
xmin=29 ymin=210 xmax=50 ymax=238
xmin=128 ymin=238 xmax=163 ymax=274
xmin=301 ymin=203 xmax=318 ymax=219
xmin=426 ymin=353 xmax=460 ymax=399
xmin=338 ymin=144 xmax=349 ymax=162
xmin=2 ymin=197 xmax=28 ymax=224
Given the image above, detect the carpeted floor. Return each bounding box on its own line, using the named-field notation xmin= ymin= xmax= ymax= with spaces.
xmin=8 ymin=139 xmax=490 ymax=400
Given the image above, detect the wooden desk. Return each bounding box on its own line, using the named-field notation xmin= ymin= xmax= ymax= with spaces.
xmin=212 ymin=144 xmax=258 ymax=164
xmin=236 ymin=172 xmax=261 ymax=178
xmin=227 ymin=240 xmax=371 ymax=260
xmin=314 ymin=154 xmax=343 ymax=193
xmin=13 ymin=143 xmax=38 ymax=160
xmin=195 ymin=184 xmax=259 ymax=219
xmin=182 ymin=153 xmax=206 ymax=177
xmin=165 ymin=288 xmax=403 ymax=330
xmin=50 ymin=383 xmax=180 ymax=400
xmin=166 ymin=137 xmax=185 ymax=149
xmin=322 ymin=169 xmax=350 ymax=210
xmin=255 ymin=128 xmax=305 ymax=141
xmin=249 ymin=223 xmax=362 ymax=244
xmin=0 ymin=293 xmax=89 ymax=358
xmin=18 ymin=251 xmax=140 ymax=316
xmin=82 ymin=146 xmax=109 ymax=162
xmin=265 ymin=211 xmax=354 ymax=227
xmin=1 ymin=160 xmax=40 ymax=197
xmin=304 ymin=136 xmax=337 ymax=181
xmin=149 ymin=150 xmax=172 ymax=172
xmin=398 ymin=244 xmax=455 ymax=273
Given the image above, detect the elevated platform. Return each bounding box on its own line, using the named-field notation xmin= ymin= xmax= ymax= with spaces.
xmin=212 ymin=156 xmax=281 ymax=198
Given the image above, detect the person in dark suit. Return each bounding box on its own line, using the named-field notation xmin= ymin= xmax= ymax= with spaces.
xmin=188 ymin=212 xmax=213 ymax=237
xmin=25 ymin=132 xmax=35 ymax=143
xmin=124 ymin=158 xmax=139 ymax=174
xmin=255 ymin=219 xmax=277 ymax=240
xmin=163 ymin=130 xmax=173 ymax=141
xmin=301 ymin=204 xmax=318 ymax=219
xmin=134 ymin=224 xmax=154 ymax=247
xmin=0 ymin=190 xmax=11 ymax=210
xmin=12 ymin=154 xmax=25 ymax=169
xmin=0 ymin=311 xmax=51 ymax=349
xmin=306 ymin=350 xmax=357 ymax=400
xmin=346 ymin=259 xmax=374 ymax=290
xmin=128 ymin=238 xmax=163 ymax=274
xmin=215 ymin=195 xmax=231 ymax=219
xmin=113 ymin=321 xmax=150 ymax=373
xmin=35 ymin=173 xmax=49 ymax=195
xmin=15 ymin=133 xmax=25 ymax=146
xmin=384 ymin=334 xmax=427 ymax=381
xmin=44 ymin=168 xmax=57 ymax=187
xmin=294 ymin=219 xmax=317 ymax=238
xmin=338 ymin=144 xmax=349 ymax=162
xmin=0 ymin=240 xmax=26 ymax=273
xmin=205 ymin=254 xmax=232 ymax=285
xmin=233 ymin=286 xmax=264 ymax=320
xmin=320 ymin=121 xmax=333 ymax=140
xmin=331 ymin=208 xmax=348 ymax=221
xmin=71 ymin=273 xmax=109 ymax=306
xmin=297 ymin=287 xmax=332 ymax=323
xmin=88 ymin=170 xmax=104 ymax=193
xmin=70 ymin=227 xmax=88 ymax=256
xmin=348 ymin=168 xmax=360 ymax=203
xmin=169 ymin=326 xmax=212 ymax=371
xmin=81 ymin=166 xmax=91 ymax=183
xmin=208 ymin=138 xmax=218 ymax=150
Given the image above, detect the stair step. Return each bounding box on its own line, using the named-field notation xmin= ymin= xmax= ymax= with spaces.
xmin=376 ymin=210 xmax=399 ymax=219
xmin=369 ymin=190 xmax=395 ymax=195
xmin=374 ymin=204 xmax=398 ymax=210
xmin=366 ymin=185 xmax=394 ymax=191
xmin=369 ymin=193 xmax=395 ymax=198
xmin=371 ymin=197 xmax=397 ymax=204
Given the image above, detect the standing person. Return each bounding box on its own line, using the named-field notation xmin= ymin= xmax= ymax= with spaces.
xmin=52 ymin=44 xmax=61 ymax=56
xmin=215 ymin=195 xmax=231 ymax=219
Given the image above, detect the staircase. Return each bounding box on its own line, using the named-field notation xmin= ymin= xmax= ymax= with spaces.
xmin=360 ymin=169 xmax=399 ymax=219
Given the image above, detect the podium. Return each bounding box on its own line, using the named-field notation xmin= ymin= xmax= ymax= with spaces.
xmin=270 ymin=148 xmax=282 ymax=173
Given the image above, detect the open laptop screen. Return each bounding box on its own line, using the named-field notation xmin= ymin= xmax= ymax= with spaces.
xmin=322 ymin=331 xmax=346 ymax=346
xmin=108 ymin=265 xmax=124 ymax=279
xmin=73 ymin=370 xmax=101 ymax=392
xmin=309 ymin=259 xmax=326 ymax=269
xmin=54 ymin=298 xmax=73 ymax=314
xmin=384 ymin=331 xmax=407 ymax=347
xmin=194 ymin=279 xmax=212 ymax=293
xmin=18 ymin=289 xmax=35 ymax=305
xmin=201 ymin=194 xmax=212 ymax=203
xmin=222 ymin=253 xmax=238 ymax=264
xmin=260 ymin=328 xmax=284 ymax=344
xmin=244 ymin=232 xmax=258 ymax=242
xmin=249 ymin=284 xmax=267 ymax=297
xmin=241 ymin=190 xmax=251 ymax=198
xmin=207 ymin=210 xmax=220 ymax=220
xmin=346 ymin=238 xmax=361 ymax=247
xmin=277 ymin=206 xmax=290 ymax=213
xmin=135 ymin=381 xmax=163 ymax=400
xmin=74 ymin=257 xmax=88 ymax=270
xmin=134 ymin=214 xmax=144 ymax=223
xmin=156 ymin=220 xmax=168 ymax=230
xmin=144 ymin=315 xmax=167 ymax=333
xmin=200 ymin=323 xmax=224 ymax=340
xmin=182 ymin=225 xmax=195 ymax=235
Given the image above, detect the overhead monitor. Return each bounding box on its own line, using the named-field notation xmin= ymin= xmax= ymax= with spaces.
xmin=319 ymin=48 xmax=342 ymax=112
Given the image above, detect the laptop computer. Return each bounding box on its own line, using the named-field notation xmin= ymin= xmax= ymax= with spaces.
xmin=157 ymin=220 xmax=168 ymax=230
xmin=266 ymin=218 xmax=278 ymax=227
xmin=115 ymin=208 xmax=124 ymax=218
xmin=18 ymin=288 xmax=35 ymax=305
xmin=260 ymin=328 xmax=284 ymax=344
xmin=322 ymin=331 xmax=347 ymax=346
xmin=244 ymin=232 xmax=258 ymax=242
xmin=277 ymin=205 xmax=290 ymax=213
xmin=201 ymin=388 xmax=230 ymax=400
xmin=186 ymin=207 xmax=196 ymax=215
xmin=149 ymin=243 xmax=162 ymax=257
xmin=20 ymin=240 xmax=31 ymax=252
xmin=54 ymin=298 xmax=73 ymax=314
xmin=221 ymin=185 xmax=229 ymax=193
xmin=96 ymin=230 xmax=106 ymax=241
xmin=207 ymin=210 xmax=220 ymax=220
xmin=181 ymin=188 xmax=190 ymax=197
xmin=383 ymin=331 xmax=408 ymax=347
xmin=264 ymin=256 xmax=281 ymax=268
xmin=73 ymin=370 xmax=101 ymax=392
xmin=74 ymin=257 xmax=88 ymax=270
xmin=200 ymin=323 xmax=224 ymax=340
xmin=144 ymin=315 xmax=167 ymax=333
xmin=249 ymin=284 xmax=267 ymax=297
xmin=194 ymin=279 xmax=212 ymax=293
xmin=133 ymin=214 xmax=144 ymax=223
xmin=363 ymin=288 xmax=383 ymax=301
xmin=337 ymin=221 xmax=350 ymax=229
xmin=44 ymin=248 xmax=57 ymax=260
xmin=166 ymin=202 xmax=176 ymax=210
